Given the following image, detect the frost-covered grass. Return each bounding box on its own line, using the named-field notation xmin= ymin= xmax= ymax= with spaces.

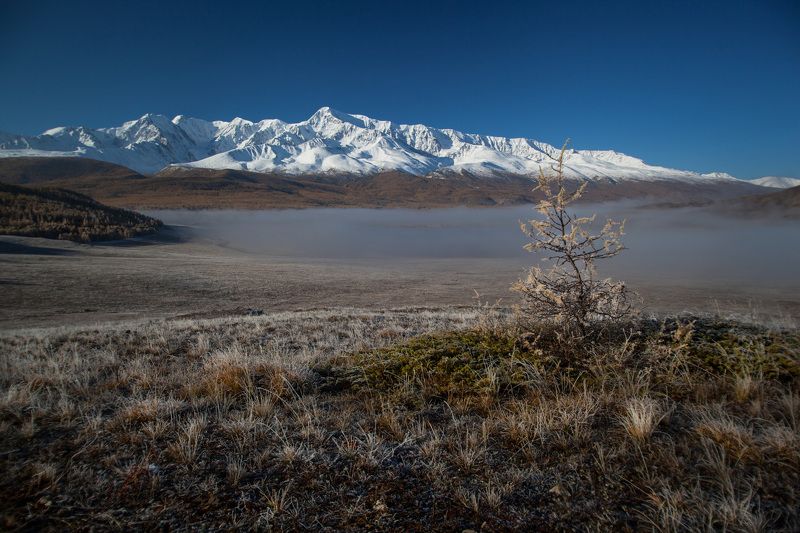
xmin=0 ymin=309 xmax=798 ymax=530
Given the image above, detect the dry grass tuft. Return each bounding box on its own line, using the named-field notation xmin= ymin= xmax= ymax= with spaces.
xmin=620 ymin=397 xmax=666 ymax=444
xmin=168 ymin=415 xmax=207 ymax=464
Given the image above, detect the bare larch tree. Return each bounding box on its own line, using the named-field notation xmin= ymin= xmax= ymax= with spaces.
xmin=513 ymin=142 xmax=632 ymax=340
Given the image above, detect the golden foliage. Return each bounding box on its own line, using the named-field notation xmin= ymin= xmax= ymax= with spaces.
xmin=0 ymin=182 xmax=161 ymax=242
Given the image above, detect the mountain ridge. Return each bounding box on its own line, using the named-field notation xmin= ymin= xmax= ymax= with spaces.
xmin=0 ymin=108 xmax=760 ymax=183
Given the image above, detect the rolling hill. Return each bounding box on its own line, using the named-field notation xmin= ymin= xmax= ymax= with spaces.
xmin=0 ymin=182 xmax=162 ymax=241
xmin=740 ymin=184 xmax=800 ymax=209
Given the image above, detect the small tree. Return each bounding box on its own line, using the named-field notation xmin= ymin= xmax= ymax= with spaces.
xmin=513 ymin=142 xmax=632 ymax=342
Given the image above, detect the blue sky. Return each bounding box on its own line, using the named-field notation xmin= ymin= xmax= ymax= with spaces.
xmin=1 ymin=0 xmax=798 ymax=178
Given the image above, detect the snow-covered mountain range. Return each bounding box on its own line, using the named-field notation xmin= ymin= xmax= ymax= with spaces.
xmin=0 ymin=108 xmax=774 ymax=184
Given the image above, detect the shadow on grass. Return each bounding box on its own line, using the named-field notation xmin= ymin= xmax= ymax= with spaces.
xmin=0 ymin=240 xmax=78 ymax=256
xmin=89 ymin=225 xmax=194 ymax=248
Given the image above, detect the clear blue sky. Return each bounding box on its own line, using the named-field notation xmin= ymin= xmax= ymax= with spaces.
xmin=1 ymin=0 xmax=798 ymax=178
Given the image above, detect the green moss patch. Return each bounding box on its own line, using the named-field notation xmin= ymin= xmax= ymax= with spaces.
xmin=318 ymin=320 xmax=800 ymax=401
xmin=316 ymin=330 xmax=544 ymax=399
xmin=680 ymin=319 xmax=800 ymax=380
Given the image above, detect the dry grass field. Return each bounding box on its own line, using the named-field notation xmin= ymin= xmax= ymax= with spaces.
xmin=0 ymin=308 xmax=798 ymax=530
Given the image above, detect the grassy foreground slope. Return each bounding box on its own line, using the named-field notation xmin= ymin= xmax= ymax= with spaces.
xmin=0 ymin=182 xmax=162 ymax=242
xmin=0 ymin=309 xmax=797 ymax=530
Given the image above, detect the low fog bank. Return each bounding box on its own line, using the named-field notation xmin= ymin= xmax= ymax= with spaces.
xmin=146 ymin=203 xmax=800 ymax=289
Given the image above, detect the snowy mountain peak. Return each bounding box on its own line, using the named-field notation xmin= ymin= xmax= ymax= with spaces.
xmin=0 ymin=109 xmax=745 ymax=182
xmin=229 ymin=117 xmax=254 ymax=126
xmin=701 ymin=172 xmax=738 ymax=181
xmin=751 ymin=176 xmax=800 ymax=189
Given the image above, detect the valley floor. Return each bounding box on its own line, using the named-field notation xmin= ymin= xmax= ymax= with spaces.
xmin=1 ymin=229 xmax=798 ymax=330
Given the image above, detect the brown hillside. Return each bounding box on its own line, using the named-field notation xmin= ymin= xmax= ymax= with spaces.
xmin=0 ymin=156 xmax=144 ymax=184
xmin=745 ymin=184 xmax=800 ymax=209
xmin=0 ymin=156 xmax=769 ymax=209
xmin=723 ymin=184 xmax=800 ymax=217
